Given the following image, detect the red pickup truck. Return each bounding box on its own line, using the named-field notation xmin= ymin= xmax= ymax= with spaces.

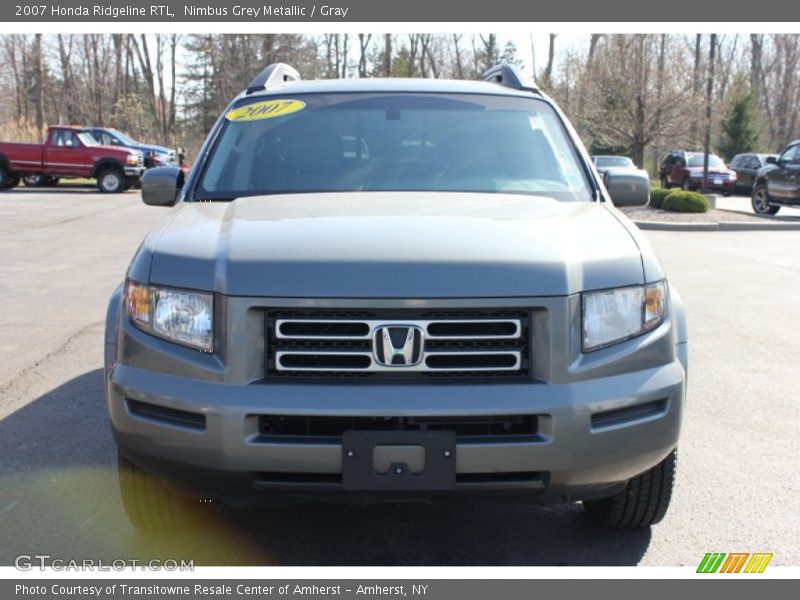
xmin=0 ymin=126 xmax=145 ymax=193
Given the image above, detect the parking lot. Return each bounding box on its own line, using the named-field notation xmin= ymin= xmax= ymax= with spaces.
xmin=0 ymin=187 xmax=798 ymax=567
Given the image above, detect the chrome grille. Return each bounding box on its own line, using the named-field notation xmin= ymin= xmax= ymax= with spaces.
xmin=266 ymin=309 xmax=530 ymax=379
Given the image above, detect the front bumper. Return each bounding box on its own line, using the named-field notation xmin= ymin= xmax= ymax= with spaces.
xmin=107 ymin=358 xmax=685 ymax=503
xmin=124 ymin=166 xmax=145 ymax=178
xmin=688 ymin=177 xmax=735 ymax=193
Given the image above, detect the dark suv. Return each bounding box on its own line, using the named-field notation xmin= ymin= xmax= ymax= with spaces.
xmin=729 ymin=153 xmax=778 ymax=194
xmin=659 ymin=150 xmax=736 ymax=195
xmin=752 ymin=140 xmax=800 ymax=215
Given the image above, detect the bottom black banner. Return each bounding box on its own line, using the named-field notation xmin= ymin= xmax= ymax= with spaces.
xmin=2 ymin=579 xmax=789 ymax=600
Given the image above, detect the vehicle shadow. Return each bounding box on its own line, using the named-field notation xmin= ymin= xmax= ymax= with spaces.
xmin=0 ymin=369 xmax=651 ymax=566
xmin=2 ymin=186 xmax=136 ymax=195
xmin=223 ymin=500 xmax=651 ymax=566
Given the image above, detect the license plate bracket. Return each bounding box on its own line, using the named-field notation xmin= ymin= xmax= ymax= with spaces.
xmin=341 ymin=430 xmax=456 ymax=491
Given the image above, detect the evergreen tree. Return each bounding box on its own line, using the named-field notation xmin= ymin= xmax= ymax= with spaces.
xmin=501 ymin=41 xmax=523 ymax=66
xmin=718 ymin=76 xmax=761 ymax=160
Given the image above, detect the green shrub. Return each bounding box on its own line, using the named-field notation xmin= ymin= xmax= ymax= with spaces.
xmin=662 ymin=191 xmax=710 ymax=213
xmin=649 ymin=187 xmax=672 ymax=209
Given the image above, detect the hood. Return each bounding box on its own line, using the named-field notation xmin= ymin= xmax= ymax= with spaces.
xmin=146 ymin=193 xmax=645 ymax=298
xmin=91 ymin=144 xmax=139 ymax=159
xmin=132 ymin=143 xmax=172 ymax=155
xmin=757 ymin=164 xmax=779 ymax=177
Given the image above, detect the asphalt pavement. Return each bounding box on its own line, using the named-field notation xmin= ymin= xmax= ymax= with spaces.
xmin=715 ymin=191 xmax=800 ymax=217
xmin=0 ymin=187 xmax=798 ymax=566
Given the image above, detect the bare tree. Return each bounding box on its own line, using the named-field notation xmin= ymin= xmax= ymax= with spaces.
xmin=383 ymin=34 xmax=392 ymax=76
xmin=577 ymin=34 xmax=603 ymax=121
xmin=357 ymin=34 xmax=371 ymax=78
xmin=690 ymin=34 xmax=704 ymax=146
xmin=541 ymin=34 xmax=557 ymax=88
xmin=701 ymin=34 xmax=717 ymax=191
xmin=452 ymin=34 xmax=465 ymax=79
xmin=33 ymin=34 xmax=45 ymax=140
xmin=651 ymin=34 xmax=667 ymax=173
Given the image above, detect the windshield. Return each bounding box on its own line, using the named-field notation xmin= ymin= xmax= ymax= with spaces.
xmin=77 ymin=132 xmax=98 ymax=147
xmin=595 ymin=156 xmax=633 ymax=168
xmin=110 ymin=129 xmax=138 ymax=145
xmin=197 ymin=93 xmax=592 ymax=201
xmin=687 ymin=153 xmax=724 ymax=168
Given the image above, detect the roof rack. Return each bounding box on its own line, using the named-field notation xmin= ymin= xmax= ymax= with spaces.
xmin=482 ymin=63 xmax=539 ymax=93
xmin=245 ymin=63 xmax=301 ymax=95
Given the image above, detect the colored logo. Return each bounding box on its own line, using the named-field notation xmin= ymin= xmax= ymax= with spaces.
xmin=225 ymin=99 xmax=306 ymax=122
xmin=697 ymin=552 xmax=773 ymax=573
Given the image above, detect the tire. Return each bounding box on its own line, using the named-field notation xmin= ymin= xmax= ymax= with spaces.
xmin=660 ymin=175 xmax=671 ymax=190
xmin=681 ymin=177 xmax=690 ymax=191
xmin=23 ymin=174 xmax=47 ymax=187
xmin=117 ymin=451 xmax=211 ymax=532
xmin=97 ymin=167 xmax=125 ymax=193
xmin=0 ymin=166 xmax=9 ymax=189
xmin=583 ymin=449 xmax=677 ymax=529
xmin=48 ymin=177 xmax=60 ymax=187
xmin=5 ymin=175 xmax=20 ymax=189
xmin=752 ymin=185 xmax=780 ymax=215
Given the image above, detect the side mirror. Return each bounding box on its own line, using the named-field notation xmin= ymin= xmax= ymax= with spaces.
xmin=765 ymin=156 xmax=777 ymax=165
xmin=604 ymin=168 xmax=651 ymax=208
xmin=141 ymin=166 xmax=183 ymax=207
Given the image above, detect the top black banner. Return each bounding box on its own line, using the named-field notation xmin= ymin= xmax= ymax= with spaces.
xmin=4 ymin=0 xmax=800 ymax=22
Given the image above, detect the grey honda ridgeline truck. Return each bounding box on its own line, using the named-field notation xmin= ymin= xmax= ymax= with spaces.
xmin=106 ymin=63 xmax=687 ymax=530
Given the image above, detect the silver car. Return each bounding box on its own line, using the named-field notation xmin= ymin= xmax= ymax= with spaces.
xmin=105 ymin=64 xmax=686 ymax=531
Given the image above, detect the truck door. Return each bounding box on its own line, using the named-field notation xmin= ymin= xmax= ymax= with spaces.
xmin=45 ymin=130 xmax=91 ymax=177
xmin=768 ymin=143 xmax=800 ymax=201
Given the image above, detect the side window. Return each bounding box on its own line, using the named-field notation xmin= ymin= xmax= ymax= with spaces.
xmin=792 ymin=145 xmax=800 ymax=164
xmin=51 ymin=130 xmax=65 ymax=146
xmin=102 ymin=133 xmax=116 ymax=145
xmin=730 ymin=155 xmax=742 ymax=168
xmin=778 ymin=145 xmax=797 ymax=165
xmin=61 ymin=131 xmax=78 ymax=147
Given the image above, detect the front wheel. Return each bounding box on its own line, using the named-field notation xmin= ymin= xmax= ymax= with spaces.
xmin=97 ymin=167 xmax=125 ymax=193
xmin=0 ymin=166 xmax=10 ymax=189
xmin=583 ymin=449 xmax=677 ymax=529
xmin=681 ymin=177 xmax=691 ymax=191
xmin=752 ymin=185 xmax=780 ymax=215
xmin=660 ymin=175 xmax=671 ymax=190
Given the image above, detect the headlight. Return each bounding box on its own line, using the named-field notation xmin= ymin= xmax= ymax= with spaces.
xmin=126 ymin=280 xmax=213 ymax=352
xmin=582 ymin=281 xmax=667 ymax=352
xmin=126 ymin=153 xmax=141 ymax=165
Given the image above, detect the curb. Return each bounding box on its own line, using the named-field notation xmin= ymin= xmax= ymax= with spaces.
xmin=634 ymin=220 xmax=800 ymax=231
xmin=633 ymin=221 xmax=718 ymax=231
